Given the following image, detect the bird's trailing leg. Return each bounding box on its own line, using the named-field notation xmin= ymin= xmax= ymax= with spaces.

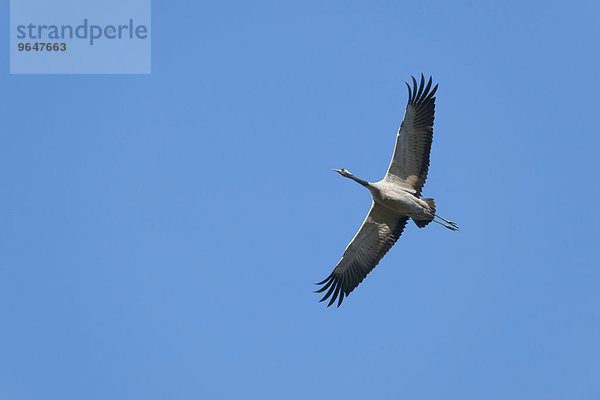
xmin=434 ymin=214 xmax=459 ymax=231
xmin=435 ymin=214 xmax=458 ymax=227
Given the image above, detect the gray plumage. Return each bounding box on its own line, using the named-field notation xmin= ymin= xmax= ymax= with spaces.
xmin=316 ymin=74 xmax=458 ymax=307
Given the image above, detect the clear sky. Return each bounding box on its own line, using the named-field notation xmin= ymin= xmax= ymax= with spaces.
xmin=2 ymin=1 xmax=600 ymax=399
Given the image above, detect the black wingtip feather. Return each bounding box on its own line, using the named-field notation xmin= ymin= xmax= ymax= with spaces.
xmin=423 ymin=76 xmax=432 ymax=97
xmin=328 ymin=284 xmax=341 ymax=307
xmin=415 ymin=74 xmax=425 ymax=100
xmin=337 ymin=291 xmax=344 ymax=307
xmin=315 ymin=273 xmax=333 ymax=286
xmin=429 ymin=83 xmax=438 ymax=98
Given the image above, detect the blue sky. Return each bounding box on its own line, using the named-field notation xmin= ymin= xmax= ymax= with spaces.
xmin=2 ymin=1 xmax=600 ymax=399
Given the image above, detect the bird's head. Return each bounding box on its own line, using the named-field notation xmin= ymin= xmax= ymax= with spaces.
xmin=332 ymin=168 xmax=352 ymax=177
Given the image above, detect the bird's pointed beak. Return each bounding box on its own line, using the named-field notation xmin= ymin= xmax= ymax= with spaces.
xmin=332 ymin=168 xmax=342 ymax=173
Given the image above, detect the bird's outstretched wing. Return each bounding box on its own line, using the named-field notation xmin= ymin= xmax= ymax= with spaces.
xmin=385 ymin=74 xmax=438 ymax=197
xmin=316 ymin=203 xmax=409 ymax=307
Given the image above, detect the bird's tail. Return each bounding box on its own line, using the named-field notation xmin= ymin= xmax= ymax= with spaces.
xmin=413 ymin=198 xmax=435 ymax=228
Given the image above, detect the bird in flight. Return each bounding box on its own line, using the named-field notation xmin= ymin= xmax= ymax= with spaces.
xmin=316 ymin=74 xmax=458 ymax=307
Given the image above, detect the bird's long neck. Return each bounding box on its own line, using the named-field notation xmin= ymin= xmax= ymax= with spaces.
xmin=346 ymin=174 xmax=370 ymax=188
